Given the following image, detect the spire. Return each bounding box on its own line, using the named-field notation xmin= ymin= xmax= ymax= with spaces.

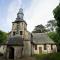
xmin=17 ymin=8 xmax=24 ymax=19
xmin=19 ymin=8 xmax=23 ymax=14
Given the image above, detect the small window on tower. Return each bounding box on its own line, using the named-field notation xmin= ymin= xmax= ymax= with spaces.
xmin=20 ymin=31 xmax=23 ymax=35
xmin=13 ymin=32 xmax=15 ymax=35
xmin=22 ymin=23 xmax=23 ymax=25
xmin=13 ymin=23 xmax=14 ymax=25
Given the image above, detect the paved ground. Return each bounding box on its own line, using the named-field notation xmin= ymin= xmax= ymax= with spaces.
xmin=0 ymin=56 xmax=36 ymax=60
xmin=20 ymin=56 xmax=36 ymax=60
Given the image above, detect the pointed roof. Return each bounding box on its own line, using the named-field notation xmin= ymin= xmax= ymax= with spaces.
xmin=17 ymin=8 xmax=24 ymax=19
xmin=12 ymin=8 xmax=27 ymax=25
xmin=18 ymin=8 xmax=24 ymax=14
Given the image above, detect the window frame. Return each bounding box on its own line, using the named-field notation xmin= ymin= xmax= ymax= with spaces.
xmin=51 ymin=44 xmax=53 ymax=50
xmin=44 ymin=44 xmax=47 ymax=50
xmin=20 ymin=31 xmax=23 ymax=35
xmin=35 ymin=44 xmax=37 ymax=50
xmin=13 ymin=31 xmax=15 ymax=35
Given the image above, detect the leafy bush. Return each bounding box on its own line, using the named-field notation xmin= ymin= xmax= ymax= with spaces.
xmin=34 ymin=53 xmax=60 ymax=60
xmin=0 ymin=30 xmax=7 ymax=43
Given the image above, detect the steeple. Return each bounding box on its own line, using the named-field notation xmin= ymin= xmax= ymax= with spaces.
xmin=17 ymin=8 xmax=24 ymax=19
xmin=12 ymin=8 xmax=27 ymax=25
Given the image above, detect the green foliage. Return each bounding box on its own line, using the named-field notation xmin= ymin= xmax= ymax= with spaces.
xmin=34 ymin=53 xmax=60 ymax=60
xmin=48 ymin=32 xmax=60 ymax=51
xmin=53 ymin=4 xmax=60 ymax=35
xmin=0 ymin=30 xmax=7 ymax=43
xmin=48 ymin=32 xmax=60 ymax=43
xmin=32 ymin=24 xmax=47 ymax=33
xmin=46 ymin=20 xmax=57 ymax=32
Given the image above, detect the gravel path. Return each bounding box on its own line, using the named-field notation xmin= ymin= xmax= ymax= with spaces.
xmin=0 ymin=56 xmax=36 ymax=60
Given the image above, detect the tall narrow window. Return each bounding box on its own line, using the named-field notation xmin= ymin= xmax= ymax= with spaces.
xmin=44 ymin=44 xmax=46 ymax=50
xmin=35 ymin=45 xmax=37 ymax=50
xmin=51 ymin=44 xmax=53 ymax=50
xmin=20 ymin=31 xmax=23 ymax=35
xmin=13 ymin=32 xmax=15 ymax=35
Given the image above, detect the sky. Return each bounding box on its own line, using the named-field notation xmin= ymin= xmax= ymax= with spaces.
xmin=0 ymin=0 xmax=59 ymax=32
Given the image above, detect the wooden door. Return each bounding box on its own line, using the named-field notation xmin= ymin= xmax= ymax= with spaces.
xmin=39 ymin=47 xmax=42 ymax=54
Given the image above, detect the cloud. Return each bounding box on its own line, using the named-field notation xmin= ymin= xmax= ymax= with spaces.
xmin=6 ymin=0 xmax=22 ymax=32
xmin=2 ymin=0 xmax=59 ymax=32
xmin=0 ymin=25 xmax=3 ymax=31
xmin=24 ymin=0 xmax=59 ymax=32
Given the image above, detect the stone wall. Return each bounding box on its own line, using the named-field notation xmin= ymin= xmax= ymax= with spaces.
xmin=0 ymin=45 xmax=6 ymax=54
xmin=6 ymin=46 xmax=23 ymax=60
xmin=14 ymin=46 xmax=23 ymax=60
xmin=10 ymin=22 xmax=27 ymax=38
xmin=23 ymin=40 xmax=31 ymax=56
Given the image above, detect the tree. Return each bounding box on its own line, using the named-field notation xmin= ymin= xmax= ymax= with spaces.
xmin=53 ymin=4 xmax=60 ymax=35
xmin=48 ymin=32 xmax=60 ymax=43
xmin=53 ymin=4 xmax=60 ymax=52
xmin=0 ymin=30 xmax=7 ymax=43
xmin=46 ymin=20 xmax=57 ymax=32
xmin=32 ymin=24 xmax=47 ymax=33
xmin=48 ymin=32 xmax=60 ymax=52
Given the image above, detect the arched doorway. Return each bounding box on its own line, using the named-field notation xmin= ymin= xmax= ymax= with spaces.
xmin=9 ymin=47 xmax=14 ymax=59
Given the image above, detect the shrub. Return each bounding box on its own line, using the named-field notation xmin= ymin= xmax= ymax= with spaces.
xmin=34 ymin=53 xmax=60 ymax=60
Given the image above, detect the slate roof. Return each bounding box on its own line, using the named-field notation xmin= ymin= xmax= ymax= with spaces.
xmin=32 ymin=33 xmax=55 ymax=44
xmin=12 ymin=18 xmax=27 ymax=25
xmin=7 ymin=35 xmax=24 ymax=46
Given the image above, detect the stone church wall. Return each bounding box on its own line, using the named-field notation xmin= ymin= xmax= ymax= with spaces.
xmin=23 ymin=40 xmax=31 ymax=56
xmin=6 ymin=46 xmax=23 ymax=60
xmin=14 ymin=46 xmax=23 ymax=60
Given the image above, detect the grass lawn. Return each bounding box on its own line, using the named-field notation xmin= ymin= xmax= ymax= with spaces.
xmin=34 ymin=52 xmax=60 ymax=60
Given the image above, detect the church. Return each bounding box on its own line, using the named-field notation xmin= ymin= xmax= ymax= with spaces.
xmin=3 ymin=8 xmax=57 ymax=60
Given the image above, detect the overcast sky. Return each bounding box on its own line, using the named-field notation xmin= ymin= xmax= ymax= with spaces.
xmin=0 ymin=0 xmax=59 ymax=32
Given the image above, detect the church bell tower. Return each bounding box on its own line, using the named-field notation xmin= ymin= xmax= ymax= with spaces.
xmin=9 ymin=8 xmax=32 ymax=56
xmin=11 ymin=8 xmax=27 ymax=39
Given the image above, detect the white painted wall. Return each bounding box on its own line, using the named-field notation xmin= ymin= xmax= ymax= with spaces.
xmin=33 ymin=44 xmax=57 ymax=54
xmin=0 ymin=45 xmax=6 ymax=54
